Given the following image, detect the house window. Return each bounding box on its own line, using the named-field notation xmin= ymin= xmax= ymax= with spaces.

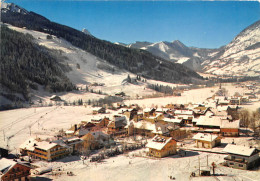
xmin=229 ymin=162 xmax=234 ymax=165
xmin=239 ymin=164 xmax=244 ymax=167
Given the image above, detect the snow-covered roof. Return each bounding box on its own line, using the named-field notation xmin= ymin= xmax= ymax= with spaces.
xmin=35 ymin=141 xmax=58 ymax=151
xmin=223 ymin=144 xmax=256 ymax=157
xmin=0 ymin=158 xmax=30 ymax=175
xmin=164 ymin=118 xmax=183 ymax=124
xmin=65 ymin=130 xmax=74 ymax=134
xmin=196 ymin=116 xmax=222 ymax=127
xmin=217 ymin=106 xmax=229 ymax=112
xmin=146 ymin=135 xmax=174 ymax=150
xmin=220 ymin=120 xmax=240 ymax=129
xmin=192 ymin=133 xmax=219 ymax=142
xmin=19 ymin=138 xmax=38 ymax=151
xmin=92 ymin=107 xmax=103 ymax=111
xmin=0 ymin=158 xmax=16 ymax=174
xmin=174 ymin=110 xmax=193 ymax=115
xmin=143 ymin=108 xmax=152 ymax=112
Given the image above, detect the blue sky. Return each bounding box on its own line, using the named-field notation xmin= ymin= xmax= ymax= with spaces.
xmin=7 ymin=0 xmax=260 ymax=48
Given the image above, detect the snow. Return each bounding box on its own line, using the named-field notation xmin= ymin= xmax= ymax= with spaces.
xmin=192 ymin=133 xmax=218 ymax=142
xmin=35 ymin=141 xmax=58 ymax=151
xmin=220 ymin=120 xmax=240 ymax=129
xmin=223 ymin=144 xmax=256 ymax=157
xmin=0 ymin=158 xmax=16 ymax=172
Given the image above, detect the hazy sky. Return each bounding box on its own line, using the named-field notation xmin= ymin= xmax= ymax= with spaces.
xmin=7 ymin=0 xmax=260 ymax=48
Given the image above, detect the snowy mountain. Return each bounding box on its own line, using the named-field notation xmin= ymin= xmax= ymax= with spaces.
xmin=203 ymin=20 xmax=260 ymax=76
xmin=1 ymin=2 xmax=28 ymax=14
xmin=127 ymin=40 xmax=218 ymax=72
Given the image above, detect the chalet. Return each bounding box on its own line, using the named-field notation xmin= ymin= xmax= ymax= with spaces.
xmin=174 ymin=110 xmax=194 ymax=124
xmin=165 ymin=104 xmax=185 ymax=110
xmin=220 ymin=120 xmax=240 ymax=137
xmin=195 ymin=116 xmax=221 ymax=129
xmin=146 ymin=135 xmax=177 ymax=158
xmin=193 ymin=133 xmax=221 ymax=149
xmin=230 ymin=97 xmax=240 ymax=105
xmin=53 ymin=137 xmax=83 ymax=154
xmin=126 ymin=120 xmax=170 ymax=137
xmin=164 ymin=117 xmax=184 ymax=126
xmin=193 ymin=107 xmax=212 ymax=118
xmin=119 ymin=108 xmax=138 ymax=120
xmin=22 ymin=140 xmax=70 ymax=161
xmin=0 ymin=158 xmax=31 ymax=181
xmin=107 ymin=115 xmax=127 ymax=135
xmin=223 ymin=144 xmax=260 ymax=170
xmin=144 ymin=113 xmax=164 ymax=123
xmin=92 ymin=107 xmax=106 ymax=115
xmin=143 ymin=108 xmax=156 ymax=117
xmin=90 ymin=116 xmax=110 ymax=127
xmin=155 ymin=108 xmax=169 ymax=114
xmin=50 ymin=95 xmax=62 ymax=101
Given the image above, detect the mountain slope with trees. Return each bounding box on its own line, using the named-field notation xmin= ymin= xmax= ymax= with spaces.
xmin=0 ymin=25 xmax=75 ymax=108
xmin=1 ymin=3 xmax=202 ymax=84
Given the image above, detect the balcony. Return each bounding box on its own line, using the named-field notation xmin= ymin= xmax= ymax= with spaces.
xmin=224 ymin=156 xmax=247 ymax=163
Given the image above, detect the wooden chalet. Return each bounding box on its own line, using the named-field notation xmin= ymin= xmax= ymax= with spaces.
xmin=92 ymin=107 xmax=106 ymax=115
xmin=193 ymin=133 xmax=221 ymax=149
xmin=146 ymin=135 xmax=177 ymax=158
xmin=223 ymin=144 xmax=260 ymax=170
xmin=0 ymin=158 xmax=31 ymax=181
xmin=220 ymin=120 xmax=240 ymax=137
xmin=20 ymin=140 xmax=70 ymax=162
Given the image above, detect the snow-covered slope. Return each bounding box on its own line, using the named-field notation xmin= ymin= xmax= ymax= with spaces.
xmin=203 ymin=20 xmax=260 ymax=76
xmin=6 ymin=25 xmax=187 ymax=104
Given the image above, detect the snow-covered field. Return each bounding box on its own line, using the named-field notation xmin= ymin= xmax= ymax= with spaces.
xmin=34 ymin=149 xmax=260 ymax=181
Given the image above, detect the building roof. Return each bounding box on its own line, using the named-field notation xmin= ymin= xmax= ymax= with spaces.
xmin=164 ymin=117 xmax=183 ymax=124
xmin=19 ymin=138 xmax=38 ymax=151
xmin=146 ymin=135 xmax=175 ymax=150
xmin=0 ymin=158 xmax=16 ymax=175
xmin=174 ymin=110 xmax=193 ymax=115
xmin=192 ymin=133 xmax=219 ymax=142
xmin=220 ymin=120 xmax=240 ymax=129
xmin=35 ymin=141 xmax=58 ymax=151
xmin=143 ymin=108 xmax=152 ymax=113
xmin=0 ymin=158 xmax=30 ymax=176
xmin=196 ymin=116 xmax=222 ymax=127
xmin=223 ymin=144 xmax=257 ymax=157
xmin=92 ymin=107 xmax=103 ymax=112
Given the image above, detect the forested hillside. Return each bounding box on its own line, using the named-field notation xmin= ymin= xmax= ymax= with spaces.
xmin=1 ymin=4 xmax=202 ymax=84
xmin=0 ymin=26 xmax=75 ymax=104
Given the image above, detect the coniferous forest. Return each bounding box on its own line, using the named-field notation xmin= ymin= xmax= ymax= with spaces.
xmin=0 ymin=26 xmax=75 ymax=104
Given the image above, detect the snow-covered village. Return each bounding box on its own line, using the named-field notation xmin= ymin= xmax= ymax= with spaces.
xmin=1 ymin=1 xmax=260 ymax=181
xmin=1 ymin=81 xmax=260 ymax=181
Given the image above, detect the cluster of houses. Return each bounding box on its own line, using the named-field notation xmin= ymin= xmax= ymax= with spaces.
xmin=1 ymin=83 xmax=259 ymax=180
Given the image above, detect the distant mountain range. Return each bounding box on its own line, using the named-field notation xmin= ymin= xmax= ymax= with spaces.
xmin=123 ymin=20 xmax=260 ymax=76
